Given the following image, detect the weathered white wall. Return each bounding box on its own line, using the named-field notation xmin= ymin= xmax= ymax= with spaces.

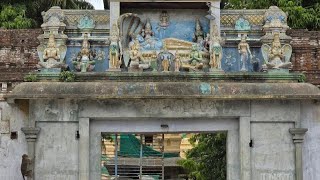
xmin=35 ymin=122 xmax=79 ymax=180
xmin=251 ymin=123 xmax=295 ymax=180
xmin=301 ymin=101 xmax=320 ymax=180
xmin=1 ymin=98 xmax=319 ymax=180
xmin=0 ymin=100 xmax=27 ymax=180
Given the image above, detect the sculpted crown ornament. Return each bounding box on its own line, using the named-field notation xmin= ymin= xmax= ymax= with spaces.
xmin=77 ymin=15 xmax=95 ymax=31
xmin=41 ymin=6 xmax=66 ymax=30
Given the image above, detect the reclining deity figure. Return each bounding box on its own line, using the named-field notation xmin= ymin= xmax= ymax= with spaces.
xmin=72 ymin=34 xmax=95 ymax=72
xmin=261 ymin=33 xmax=292 ymax=70
xmin=136 ymin=19 xmax=163 ymax=51
xmin=238 ymin=35 xmax=252 ymax=71
xmin=109 ymin=24 xmax=121 ymax=69
xmin=210 ymin=28 xmax=223 ymax=70
xmin=38 ymin=34 xmax=64 ymax=69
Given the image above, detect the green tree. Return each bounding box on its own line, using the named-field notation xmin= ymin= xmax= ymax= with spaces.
xmin=0 ymin=5 xmax=34 ymax=29
xmin=179 ymin=133 xmax=227 ymax=180
xmin=0 ymin=0 xmax=94 ymax=28
xmin=223 ymin=0 xmax=320 ymax=30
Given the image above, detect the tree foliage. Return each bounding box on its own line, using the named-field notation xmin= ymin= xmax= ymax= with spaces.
xmin=0 ymin=0 xmax=94 ymax=28
xmin=222 ymin=0 xmax=320 ymax=30
xmin=178 ymin=133 xmax=227 ymax=180
xmin=0 ymin=4 xmax=34 ymax=29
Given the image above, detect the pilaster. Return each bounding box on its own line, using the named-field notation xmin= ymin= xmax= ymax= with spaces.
xmin=289 ymin=128 xmax=308 ymax=180
xmin=21 ymin=127 xmax=41 ymax=180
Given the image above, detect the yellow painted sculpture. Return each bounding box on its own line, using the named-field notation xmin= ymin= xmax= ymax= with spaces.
xmin=109 ymin=24 xmax=121 ymax=69
xmin=38 ymin=34 xmax=63 ymax=69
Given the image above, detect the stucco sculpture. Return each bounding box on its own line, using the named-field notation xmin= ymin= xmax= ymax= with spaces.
xmin=37 ymin=34 xmax=66 ymax=69
xmin=193 ymin=19 xmax=205 ymax=44
xmin=188 ymin=44 xmax=203 ymax=71
xmin=262 ymin=33 xmax=292 ymax=70
xmin=109 ymin=23 xmax=121 ymax=70
xmin=174 ymin=52 xmax=182 ymax=72
xmin=72 ymin=34 xmax=95 ymax=72
xmin=238 ymin=35 xmax=252 ymax=71
xmin=210 ymin=26 xmax=223 ymax=71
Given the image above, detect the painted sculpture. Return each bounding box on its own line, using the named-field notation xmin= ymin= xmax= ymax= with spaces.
xmin=210 ymin=27 xmax=223 ymax=70
xmin=139 ymin=19 xmax=163 ymax=51
xmin=193 ymin=19 xmax=205 ymax=44
xmin=188 ymin=44 xmax=203 ymax=71
xmin=159 ymin=11 xmax=170 ymax=28
xmin=77 ymin=15 xmax=95 ymax=31
xmin=72 ymin=34 xmax=95 ymax=72
xmin=109 ymin=24 xmax=121 ymax=70
xmin=174 ymin=52 xmax=181 ymax=72
xmin=158 ymin=45 xmax=174 ymax=72
xmin=37 ymin=34 xmax=65 ymax=69
xmin=238 ymin=35 xmax=252 ymax=71
xmin=261 ymin=33 xmax=292 ymax=70
xmin=129 ymin=40 xmax=145 ymax=71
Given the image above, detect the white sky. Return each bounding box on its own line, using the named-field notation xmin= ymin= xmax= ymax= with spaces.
xmin=85 ymin=0 xmax=104 ymax=10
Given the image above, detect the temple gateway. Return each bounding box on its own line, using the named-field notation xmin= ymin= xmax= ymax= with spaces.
xmin=0 ymin=0 xmax=320 ymax=180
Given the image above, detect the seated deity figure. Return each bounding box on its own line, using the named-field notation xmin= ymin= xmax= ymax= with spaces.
xmin=189 ymin=44 xmax=203 ymax=70
xmin=142 ymin=18 xmax=154 ymax=40
xmin=109 ymin=24 xmax=121 ymax=69
xmin=129 ymin=40 xmax=144 ymax=69
xmin=159 ymin=11 xmax=170 ymax=28
xmin=193 ymin=19 xmax=204 ymax=44
xmin=238 ymin=35 xmax=252 ymax=71
xmin=72 ymin=34 xmax=95 ymax=72
xmin=262 ymin=33 xmax=292 ymax=70
xmin=38 ymin=34 xmax=64 ymax=69
xmin=210 ymin=30 xmax=223 ymax=70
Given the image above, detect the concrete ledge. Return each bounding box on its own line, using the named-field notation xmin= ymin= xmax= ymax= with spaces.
xmin=5 ymin=82 xmax=320 ymax=100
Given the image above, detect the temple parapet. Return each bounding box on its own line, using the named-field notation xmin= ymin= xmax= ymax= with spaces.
xmin=35 ymin=3 xmax=294 ymax=74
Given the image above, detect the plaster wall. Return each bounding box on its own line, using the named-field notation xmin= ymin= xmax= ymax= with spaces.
xmin=34 ymin=122 xmax=79 ymax=180
xmin=301 ymin=101 xmax=320 ymax=180
xmin=1 ymin=98 xmax=319 ymax=179
xmin=0 ymin=101 xmax=27 ymax=180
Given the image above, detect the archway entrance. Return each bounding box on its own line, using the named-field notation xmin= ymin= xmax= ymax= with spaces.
xmin=87 ymin=118 xmax=239 ymax=180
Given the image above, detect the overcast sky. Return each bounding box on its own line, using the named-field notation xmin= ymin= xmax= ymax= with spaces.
xmin=85 ymin=0 xmax=104 ymax=10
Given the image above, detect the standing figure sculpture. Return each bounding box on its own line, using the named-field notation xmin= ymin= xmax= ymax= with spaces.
xmin=21 ymin=154 xmax=32 ymax=180
xmin=210 ymin=28 xmax=223 ymax=70
xmin=109 ymin=24 xmax=121 ymax=70
xmin=238 ymin=35 xmax=252 ymax=71
xmin=174 ymin=52 xmax=181 ymax=72
xmin=261 ymin=33 xmax=292 ymax=70
xmin=38 ymin=34 xmax=63 ymax=69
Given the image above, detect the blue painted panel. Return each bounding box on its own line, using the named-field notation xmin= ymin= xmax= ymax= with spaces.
xmin=150 ymin=18 xmax=210 ymax=42
xmin=221 ymin=47 xmax=264 ymax=72
xmin=65 ymin=46 xmax=109 ymax=72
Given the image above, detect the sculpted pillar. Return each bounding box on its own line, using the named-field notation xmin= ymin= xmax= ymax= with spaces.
xmin=21 ymin=127 xmax=41 ymax=180
xmin=289 ymin=128 xmax=308 ymax=180
xmin=109 ymin=0 xmax=120 ymax=29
